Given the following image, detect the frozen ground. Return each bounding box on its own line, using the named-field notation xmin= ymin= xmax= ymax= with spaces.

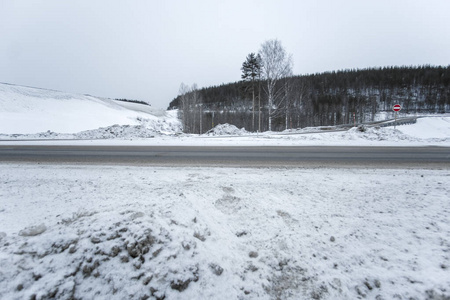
xmin=0 ymin=165 xmax=449 ymax=299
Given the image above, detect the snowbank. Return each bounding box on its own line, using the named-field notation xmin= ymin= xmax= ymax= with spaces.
xmin=205 ymin=124 xmax=249 ymax=136
xmin=1 ymin=165 xmax=449 ymax=299
xmin=1 ymin=121 xmax=449 ymax=146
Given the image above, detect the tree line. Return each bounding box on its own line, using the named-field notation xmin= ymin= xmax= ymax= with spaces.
xmin=115 ymin=98 xmax=150 ymax=106
xmin=169 ymin=40 xmax=449 ymax=133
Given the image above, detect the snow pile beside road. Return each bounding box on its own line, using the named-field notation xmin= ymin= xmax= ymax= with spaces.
xmin=341 ymin=127 xmax=420 ymax=142
xmin=76 ymin=124 xmax=159 ymax=139
xmin=205 ymin=124 xmax=248 ymax=136
xmin=259 ymin=120 xmax=449 ymax=146
xmin=2 ymin=120 xmax=449 ymax=146
xmin=340 ymin=121 xmax=450 ymax=144
xmin=75 ymin=116 xmax=182 ymax=139
xmin=0 ymin=117 xmax=183 ymax=140
xmin=1 ymin=165 xmax=449 ymax=299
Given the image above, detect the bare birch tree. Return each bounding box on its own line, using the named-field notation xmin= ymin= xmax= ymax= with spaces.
xmin=190 ymin=83 xmax=202 ymax=134
xmin=283 ymin=73 xmax=293 ymax=130
xmin=178 ymin=83 xmax=191 ymax=133
xmin=178 ymin=83 xmax=203 ymax=133
xmin=258 ymin=39 xmax=293 ymax=131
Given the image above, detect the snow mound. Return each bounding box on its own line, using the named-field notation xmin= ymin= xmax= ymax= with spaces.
xmin=340 ymin=123 xmax=450 ymax=143
xmin=205 ymin=124 xmax=248 ymax=136
xmin=343 ymin=126 xmax=420 ymax=142
xmin=0 ymin=209 xmax=210 ymax=299
xmin=75 ymin=118 xmax=182 ymax=139
xmin=76 ymin=125 xmax=158 ymax=139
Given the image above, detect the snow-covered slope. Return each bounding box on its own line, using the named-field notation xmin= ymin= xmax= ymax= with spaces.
xmin=0 ymin=83 xmax=180 ymax=134
xmin=398 ymin=116 xmax=450 ymax=139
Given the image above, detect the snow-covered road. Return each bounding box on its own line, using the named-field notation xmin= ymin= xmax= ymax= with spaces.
xmin=1 ymin=164 xmax=449 ymax=299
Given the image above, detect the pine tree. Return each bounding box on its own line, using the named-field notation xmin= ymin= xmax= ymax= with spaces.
xmin=241 ymin=53 xmax=261 ymax=131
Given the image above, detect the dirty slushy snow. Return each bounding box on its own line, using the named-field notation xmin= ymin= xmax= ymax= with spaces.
xmin=0 ymin=165 xmax=449 ymax=299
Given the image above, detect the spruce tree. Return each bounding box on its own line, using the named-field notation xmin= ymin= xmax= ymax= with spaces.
xmin=241 ymin=53 xmax=261 ymax=131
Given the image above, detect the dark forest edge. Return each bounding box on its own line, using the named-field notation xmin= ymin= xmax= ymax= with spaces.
xmin=168 ymin=65 xmax=450 ymax=133
xmin=115 ymin=98 xmax=150 ymax=106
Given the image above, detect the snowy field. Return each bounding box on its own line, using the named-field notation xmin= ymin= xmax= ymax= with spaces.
xmin=1 ymin=165 xmax=449 ymax=300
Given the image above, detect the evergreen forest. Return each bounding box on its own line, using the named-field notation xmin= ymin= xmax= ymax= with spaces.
xmin=168 ymin=65 xmax=450 ymax=133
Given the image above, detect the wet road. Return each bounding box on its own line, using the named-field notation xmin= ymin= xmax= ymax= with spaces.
xmin=0 ymin=145 xmax=449 ymax=168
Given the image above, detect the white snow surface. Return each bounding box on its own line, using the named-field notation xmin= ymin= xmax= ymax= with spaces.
xmin=0 ymin=83 xmax=181 ymax=134
xmin=0 ymin=165 xmax=449 ymax=299
xmin=399 ymin=116 xmax=450 ymax=139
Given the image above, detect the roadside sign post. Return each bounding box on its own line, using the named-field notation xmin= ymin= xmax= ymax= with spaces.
xmin=393 ymin=104 xmax=401 ymax=129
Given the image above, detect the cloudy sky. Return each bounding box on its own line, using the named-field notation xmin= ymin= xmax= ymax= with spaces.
xmin=1 ymin=0 xmax=449 ymax=109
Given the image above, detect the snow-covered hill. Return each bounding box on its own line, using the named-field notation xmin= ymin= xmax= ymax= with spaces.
xmin=0 ymin=83 xmax=181 ymax=135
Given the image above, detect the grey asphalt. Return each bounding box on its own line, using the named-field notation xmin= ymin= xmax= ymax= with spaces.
xmin=0 ymin=145 xmax=449 ymax=168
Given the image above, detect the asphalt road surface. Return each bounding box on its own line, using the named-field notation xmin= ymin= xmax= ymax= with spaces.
xmin=0 ymin=145 xmax=449 ymax=168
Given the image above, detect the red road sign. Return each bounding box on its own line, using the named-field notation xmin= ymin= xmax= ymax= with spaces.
xmin=393 ymin=104 xmax=401 ymax=112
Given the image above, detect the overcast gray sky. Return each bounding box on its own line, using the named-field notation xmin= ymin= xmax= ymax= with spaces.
xmin=1 ymin=0 xmax=449 ymax=109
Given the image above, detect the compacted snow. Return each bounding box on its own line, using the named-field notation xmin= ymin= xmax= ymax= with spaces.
xmin=1 ymin=165 xmax=449 ymax=300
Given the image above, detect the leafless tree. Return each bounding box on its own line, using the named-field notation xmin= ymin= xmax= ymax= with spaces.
xmin=178 ymin=83 xmax=203 ymax=133
xmin=190 ymin=83 xmax=203 ymax=134
xmin=283 ymin=72 xmax=294 ymax=130
xmin=178 ymin=83 xmax=190 ymax=133
xmin=259 ymin=39 xmax=293 ymax=131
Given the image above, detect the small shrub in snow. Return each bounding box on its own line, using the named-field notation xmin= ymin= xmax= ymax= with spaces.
xmin=357 ymin=124 xmax=367 ymax=132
